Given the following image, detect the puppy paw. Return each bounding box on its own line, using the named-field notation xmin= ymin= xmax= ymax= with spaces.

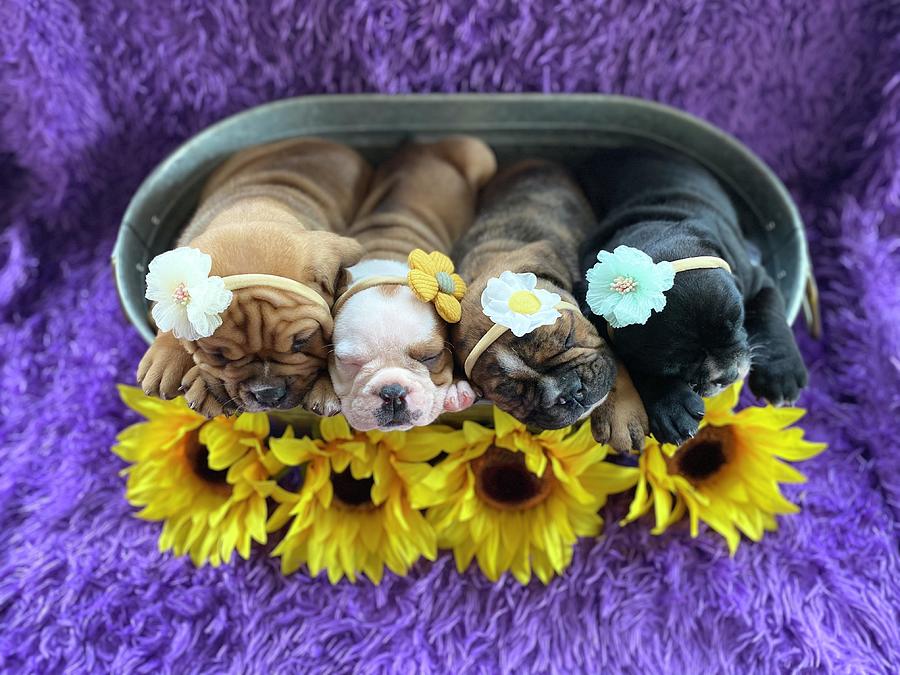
xmin=182 ymin=366 xmax=225 ymax=418
xmin=749 ymin=351 xmax=808 ymax=406
xmin=444 ymin=380 xmax=477 ymax=413
xmin=590 ymin=402 xmax=648 ymax=454
xmin=647 ymin=386 xmax=705 ymax=446
xmin=137 ymin=335 xmax=193 ymax=400
xmin=303 ymin=376 xmax=341 ymax=417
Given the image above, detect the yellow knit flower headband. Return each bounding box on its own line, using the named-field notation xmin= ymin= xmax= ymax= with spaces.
xmin=332 ymin=249 xmax=467 ymax=322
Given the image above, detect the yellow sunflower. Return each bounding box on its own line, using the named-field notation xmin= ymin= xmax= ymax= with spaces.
xmin=415 ymin=407 xmax=639 ymax=584
xmin=267 ymin=416 xmax=447 ymax=584
xmin=112 ymin=385 xmax=282 ymax=567
xmin=621 ymin=381 xmax=826 ymax=554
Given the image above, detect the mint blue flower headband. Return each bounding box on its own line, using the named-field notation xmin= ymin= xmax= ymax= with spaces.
xmin=585 ymin=245 xmax=732 ymax=328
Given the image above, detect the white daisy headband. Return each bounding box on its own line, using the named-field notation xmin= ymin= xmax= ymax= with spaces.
xmin=463 ymin=271 xmax=579 ymax=378
xmin=584 ymin=245 xmax=731 ymax=330
xmin=145 ymin=247 xmax=330 ymax=341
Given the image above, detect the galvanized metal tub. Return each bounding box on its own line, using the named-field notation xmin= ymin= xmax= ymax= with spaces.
xmin=112 ymin=94 xmax=810 ymax=425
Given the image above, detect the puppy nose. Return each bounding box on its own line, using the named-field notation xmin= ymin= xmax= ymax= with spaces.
xmin=557 ymin=391 xmax=584 ymax=406
xmin=557 ymin=380 xmax=586 ymax=406
xmin=380 ymin=384 xmax=407 ymax=403
xmin=253 ymin=385 xmax=287 ymax=406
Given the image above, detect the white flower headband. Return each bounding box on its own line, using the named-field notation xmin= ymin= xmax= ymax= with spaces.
xmin=463 ymin=271 xmax=579 ymax=378
xmin=585 ymin=245 xmax=731 ymax=329
xmin=145 ymin=247 xmax=330 ymax=341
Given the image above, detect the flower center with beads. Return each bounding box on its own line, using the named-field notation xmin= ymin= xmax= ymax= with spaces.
xmin=610 ymin=276 xmax=637 ymax=294
xmin=172 ymin=282 xmax=191 ymax=305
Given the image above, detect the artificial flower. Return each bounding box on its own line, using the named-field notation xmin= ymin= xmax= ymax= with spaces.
xmin=584 ymin=245 xmax=675 ymax=328
xmin=620 ymin=381 xmax=826 ymax=554
xmin=407 ymin=249 xmax=467 ymax=323
xmin=416 ymin=407 xmax=639 ymax=584
xmin=481 ymin=271 xmax=562 ymax=337
xmin=145 ymin=247 xmax=233 ymax=340
xmin=267 ymin=417 xmax=449 ymax=584
xmin=112 ymin=386 xmax=281 ymax=566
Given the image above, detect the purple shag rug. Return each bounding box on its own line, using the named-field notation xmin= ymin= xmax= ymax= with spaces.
xmin=2 ymin=1 xmax=899 ymax=672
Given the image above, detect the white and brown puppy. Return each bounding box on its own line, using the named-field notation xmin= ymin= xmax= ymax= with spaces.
xmin=137 ymin=138 xmax=371 ymax=416
xmin=329 ymin=137 xmax=497 ymax=431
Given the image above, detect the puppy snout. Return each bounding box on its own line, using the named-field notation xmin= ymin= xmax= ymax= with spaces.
xmin=379 ymin=384 xmax=407 ymax=405
xmin=379 ymin=385 xmax=408 ymax=418
xmin=252 ymin=385 xmax=287 ymax=406
xmin=556 ymin=377 xmax=586 ymax=407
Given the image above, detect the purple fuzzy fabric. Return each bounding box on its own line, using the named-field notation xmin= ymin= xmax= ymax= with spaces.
xmin=1 ymin=1 xmax=899 ymax=672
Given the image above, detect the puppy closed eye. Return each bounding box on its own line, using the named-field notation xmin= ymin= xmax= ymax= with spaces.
xmin=416 ymin=352 xmax=444 ymax=370
xmin=202 ymin=348 xmax=228 ymax=364
xmin=291 ymin=335 xmax=310 ymax=353
xmin=335 ymin=353 xmax=366 ymax=369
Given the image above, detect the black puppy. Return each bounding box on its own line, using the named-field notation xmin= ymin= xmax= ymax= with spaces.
xmin=577 ymin=149 xmax=807 ymax=445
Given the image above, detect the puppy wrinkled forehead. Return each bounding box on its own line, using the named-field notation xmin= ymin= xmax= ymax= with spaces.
xmin=211 ymin=289 xmax=327 ymax=355
xmin=334 ymin=286 xmax=442 ymax=355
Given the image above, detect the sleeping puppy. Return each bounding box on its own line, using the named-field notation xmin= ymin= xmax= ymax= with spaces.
xmin=329 ymin=137 xmax=497 ymax=431
xmin=137 ymin=138 xmax=371 ymax=416
xmin=578 ymin=148 xmax=808 ymax=445
xmin=451 ymin=160 xmax=644 ymax=443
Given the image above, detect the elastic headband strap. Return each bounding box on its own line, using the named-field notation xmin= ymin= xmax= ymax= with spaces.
xmin=464 ymin=301 xmax=580 ymax=378
xmin=671 ymin=256 xmax=732 ymax=274
xmin=223 ymin=274 xmax=330 ymax=311
xmin=331 ymin=275 xmax=409 ymax=316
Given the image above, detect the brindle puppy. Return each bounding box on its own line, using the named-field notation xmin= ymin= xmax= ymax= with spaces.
xmin=137 ymin=138 xmax=371 ymax=417
xmin=452 ymin=160 xmax=647 ymax=449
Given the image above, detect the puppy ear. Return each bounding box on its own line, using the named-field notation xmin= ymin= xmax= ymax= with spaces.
xmin=304 ymin=232 xmax=365 ymax=299
xmin=506 ymin=241 xmax=572 ymax=291
xmin=334 ymin=267 xmax=353 ymax=298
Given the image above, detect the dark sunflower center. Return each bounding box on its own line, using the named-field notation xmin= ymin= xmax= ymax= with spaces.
xmin=481 ymin=465 xmax=541 ymax=503
xmin=330 ymin=469 xmax=375 ymax=507
xmin=474 ymin=446 xmax=552 ymax=511
xmin=185 ymin=432 xmax=229 ymax=484
xmin=678 ymin=440 xmax=727 ymax=480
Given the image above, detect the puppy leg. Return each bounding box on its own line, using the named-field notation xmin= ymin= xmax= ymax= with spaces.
xmin=443 ymin=380 xmax=477 ymax=413
xmin=590 ymin=365 xmax=649 ymax=452
xmin=302 ymin=374 xmax=341 ymax=417
xmin=631 ymin=372 xmax=705 ymax=446
xmin=745 ymin=286 xmax=808 ymax=405
xmin=137 ymin=332 xmax=193 ymax=400
xmin=182 ymin=366 xmax=226 ymax=418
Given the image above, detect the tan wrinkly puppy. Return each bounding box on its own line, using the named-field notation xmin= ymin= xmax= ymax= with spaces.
xmin=451 ymin=160 xmax=648 ymax=450
xmin=329 ymin=137 xmax=497 ymax=431
xmin=137 ymin=138 xmax=371 ymax=417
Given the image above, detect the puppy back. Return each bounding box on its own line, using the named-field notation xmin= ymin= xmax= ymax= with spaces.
xmin=454 ymin=160 xmax=594 ymax=282
xmin=348 ymin=137 xmax=498 ymax=260
xmin=427 ymin=136 xmax=498 ymax=190
xmin=184 ymin=138 xmax=373 ymax=243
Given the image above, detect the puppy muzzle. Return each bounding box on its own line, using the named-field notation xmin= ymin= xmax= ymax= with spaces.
xmin=344 ymin=367 xmax=441 ymax=431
